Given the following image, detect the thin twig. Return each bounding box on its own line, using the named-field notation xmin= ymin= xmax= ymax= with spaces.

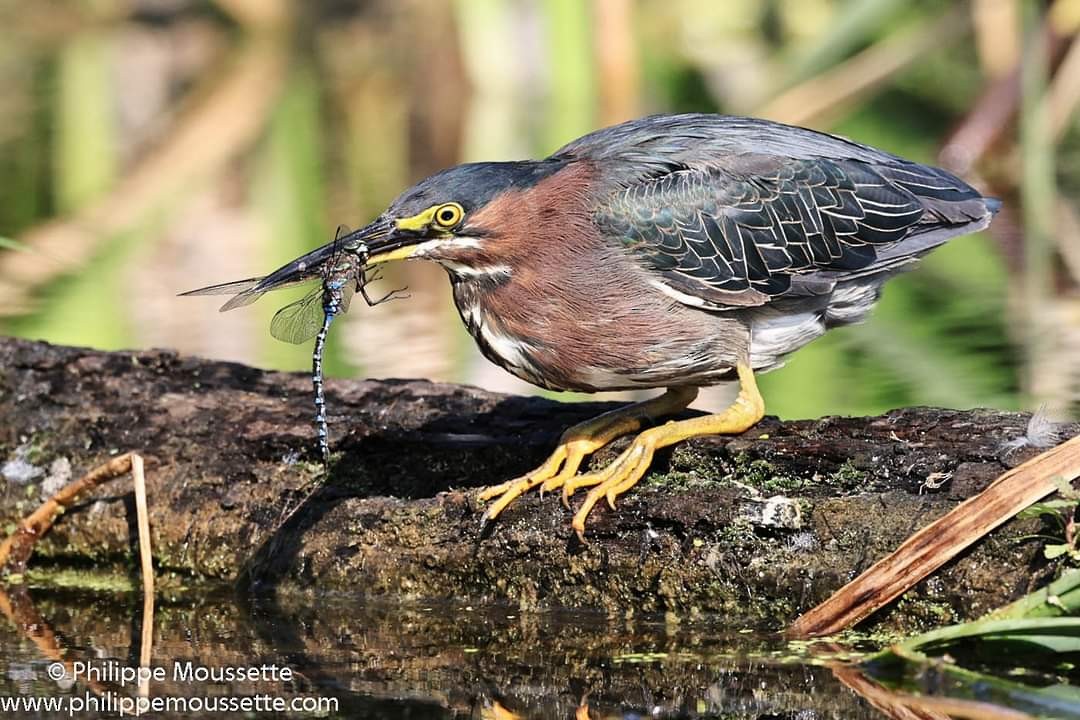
xmin=132 ymin=454 xmax=155 ymax=700
xmin=0 ymin=453 xmax=153 ymax=698
xmin=132 ymin=454 xmax=154 ymax=602
xmin=0 ymin=452 xmax=155 ymax=596
xmin=0 ymin=453 xmax=134 ymax=571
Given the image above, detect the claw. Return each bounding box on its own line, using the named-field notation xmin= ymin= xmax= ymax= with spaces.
xmin=541 ymin=475 xmax=566 ymax=495
xmin=561 ymin=484 xmax=574 ymax=509
xmin=474 ymin=386 xmax=706 ymax=532
xmin=476 ymin=368 xmax=764 ymax=538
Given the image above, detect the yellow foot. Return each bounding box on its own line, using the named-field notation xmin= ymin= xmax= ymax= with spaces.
xmin=477 ymin=387 xmax=698 ymax=523
xmin=567 ymin=430 xmax=662 ymax=542
xmin=477 ymin=433 xmax=606 ymax=523
xmin=567 ymin=363 xmax=765 ymax=541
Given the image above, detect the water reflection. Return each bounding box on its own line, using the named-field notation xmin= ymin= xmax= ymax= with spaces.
xmin=0 ymin=585 xmax=892 ymax=719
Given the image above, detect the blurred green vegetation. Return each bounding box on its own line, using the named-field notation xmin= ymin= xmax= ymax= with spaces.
xmin=0 ymin=0 xmax=1077 ymax=420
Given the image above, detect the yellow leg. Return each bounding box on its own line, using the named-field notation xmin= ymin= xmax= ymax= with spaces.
xmin=477 ymin=387 xmax=698 ymax=522
xmin=567 ymin=363 xmax=764 ymax=541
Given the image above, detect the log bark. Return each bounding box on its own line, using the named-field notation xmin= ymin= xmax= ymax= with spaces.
xmin=0 ymin=337 xmax=1072 ymax=631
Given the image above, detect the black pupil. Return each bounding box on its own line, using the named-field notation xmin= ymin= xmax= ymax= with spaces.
xmin=439 ymin=209 xmax=455 ymax=224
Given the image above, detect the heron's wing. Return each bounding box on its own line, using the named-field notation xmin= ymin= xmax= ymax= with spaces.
xmin=556 ymin=113 xmax=933 ymax=172
xmin=595 ymin=154 xmax=996 ymax=309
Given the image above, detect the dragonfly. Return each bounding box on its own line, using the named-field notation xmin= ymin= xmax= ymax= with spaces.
xmin=181 ymin=225 xmax=403 ymax=463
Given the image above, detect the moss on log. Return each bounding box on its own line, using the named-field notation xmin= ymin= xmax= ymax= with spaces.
xmin=0 ymin=337 xmax=1072 ymax=632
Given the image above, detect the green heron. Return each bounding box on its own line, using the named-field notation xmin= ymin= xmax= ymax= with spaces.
xmin=186 ymin=113 xmax=1000 ymax=539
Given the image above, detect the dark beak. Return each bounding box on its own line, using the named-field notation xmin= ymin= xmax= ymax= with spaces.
xmin=252 ymin=216 xmax=401 ymax=293
xmin=181 ymin=215 xmax=409 ymax=311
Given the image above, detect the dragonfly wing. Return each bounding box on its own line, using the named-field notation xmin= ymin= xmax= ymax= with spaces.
xmin=269 ymin=290 xmax=326 ymax=344
xmin=178 ymin=277 xmax=267 ymax=296
xmin=178 ymin=277 xmax=269 ymax=312
xmin=178 ymin=277 xmax=263 ymax=297
xmin=220 ymin=285 xmax=273 ymax=312
xmin=179 ymin=276 xmax=320 ymax=312
xmin=337 ymin=280 xmax=357 ymax=315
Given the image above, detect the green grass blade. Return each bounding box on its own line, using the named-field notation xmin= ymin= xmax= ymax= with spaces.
xmin=0 ymin=237 xmax=27 ymax=251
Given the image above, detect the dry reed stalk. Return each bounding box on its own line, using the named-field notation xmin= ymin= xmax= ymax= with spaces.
xmin=0 ymin=453 xmax=137 ymax=570
xmin=831 ymin=663 xmax=1033 ymax=720
xmin=0 ymin=452 xmax=153 ymax=698
xmin=789 ymin=435 xmax=1080 ymax=638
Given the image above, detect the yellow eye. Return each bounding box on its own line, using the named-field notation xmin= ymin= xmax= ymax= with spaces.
xmin=432 ymin=202 xmax=464 ymax=229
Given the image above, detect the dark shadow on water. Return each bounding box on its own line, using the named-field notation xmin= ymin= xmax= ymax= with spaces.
xmin=240 ymin=593 xmax=460 ymax=719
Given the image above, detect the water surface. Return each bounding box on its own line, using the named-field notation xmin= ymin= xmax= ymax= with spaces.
xmin=0 ymin=584 xmax=890 ymax=719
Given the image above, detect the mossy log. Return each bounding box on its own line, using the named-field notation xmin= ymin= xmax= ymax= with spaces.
xmin=0 ymin=337 xmax=1072 ymax=632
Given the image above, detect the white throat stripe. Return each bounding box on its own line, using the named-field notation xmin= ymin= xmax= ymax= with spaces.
xmin=441 ymin=261 xmax=512 ymax=277
xmin=412 ymin=237 xmax=483 ymax=256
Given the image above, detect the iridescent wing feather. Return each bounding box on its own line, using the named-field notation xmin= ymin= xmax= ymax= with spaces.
xmin=595 ymin=155 xmax=994 ymax=309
